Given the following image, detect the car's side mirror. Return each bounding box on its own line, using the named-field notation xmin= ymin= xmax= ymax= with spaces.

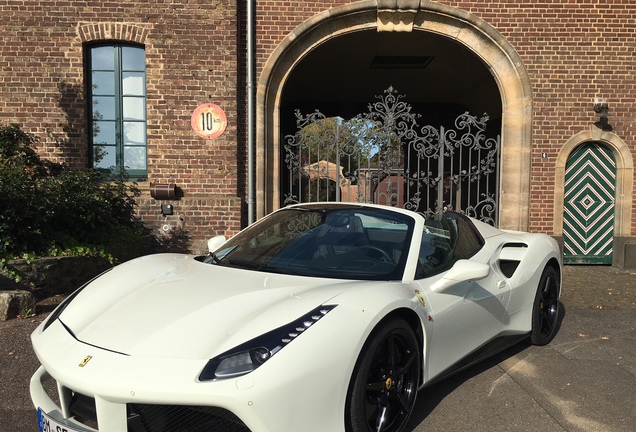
xmin=207 ymin=235 xmax=227 ymax=253
xmin=430 ymin=260 xmax=490 ymax=292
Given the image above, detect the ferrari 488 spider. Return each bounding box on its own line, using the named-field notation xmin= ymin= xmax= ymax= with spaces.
xmin=31 ymin=202 xmax=561 ymax=432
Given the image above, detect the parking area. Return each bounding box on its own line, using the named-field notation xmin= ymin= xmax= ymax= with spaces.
xmin=408 ymin=307 xmax=635 ymax=431
xmin=1 ymin=265 xmax=635 ymax=431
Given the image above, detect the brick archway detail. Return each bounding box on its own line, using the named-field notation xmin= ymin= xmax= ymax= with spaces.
xmin=77 ymin=23 xmax=151 ymax=44
xmin=257 ymin=0 xmax=533 ymax=230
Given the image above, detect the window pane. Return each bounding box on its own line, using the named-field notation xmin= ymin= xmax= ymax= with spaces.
xmin=123 ymin=122 xmax=146 ymax=145
xmin=93 ymin=96 xmax=116 ymax=120
xmin=122 ymin=46 xmax=145 ymax=71
xmin=93 ymin=145 xmax=116 ymax=170
xmin=124 ymin=146 xmax=147 ymax=170
xmin=93 ymin=121 xmax=116 ymax=144
xmin=88 ymin=44 xmax=147 ymax=178
xmin=91 ymin=46 xmax=114 ymax=70
xmin=122 ymin=72 xmax=145 ymax=96
xmin=123 ymin=97 xmax=145 ymax=120
xmin=92 ymin=71 xmax=115 ymax=95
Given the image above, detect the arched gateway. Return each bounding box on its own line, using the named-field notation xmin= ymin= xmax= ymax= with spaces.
xmin=257 ymin=0 xmax=533 ymax=230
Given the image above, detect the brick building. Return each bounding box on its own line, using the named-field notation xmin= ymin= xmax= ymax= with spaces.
xmin=1 ymin=0 xmax=635 ymax=268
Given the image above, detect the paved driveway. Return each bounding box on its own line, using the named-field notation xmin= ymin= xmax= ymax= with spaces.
xmin=406 ymin=306 xmax=636 ymax=431
xmin=1 ymin=266 xmax=635 ymax=431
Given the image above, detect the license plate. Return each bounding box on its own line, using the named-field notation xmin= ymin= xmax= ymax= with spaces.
xmin=38 ymin=408 xmax=87 ymax=432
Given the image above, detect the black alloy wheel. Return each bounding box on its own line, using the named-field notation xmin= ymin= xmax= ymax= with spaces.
xmin=346 ymin=319 xmax=420 ymax=432
xmin=530 ymin=266 xmax=561 ymax=345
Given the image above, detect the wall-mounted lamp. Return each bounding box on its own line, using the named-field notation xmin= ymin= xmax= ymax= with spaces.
xmin=593 ymin=98 xmax=612 ymax=131
xmin=151 ymin=182 xmax=181 ymax=216
xmin=150 ymin=182 xmax=179 ymax=200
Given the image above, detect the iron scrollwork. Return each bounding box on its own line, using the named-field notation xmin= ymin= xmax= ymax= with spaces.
xmin=283 ymin=87 xmax=501 ymax=225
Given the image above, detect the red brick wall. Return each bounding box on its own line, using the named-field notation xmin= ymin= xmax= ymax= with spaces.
xmin=0 ymin=0 xmax=243 ymax=253
xmin=255 ymin=0 xmax=636 ymax=235
xmin=2 ymin=0 xmax=635 ymax=253
xmin=439 ymin=0 xmax=636 ymax=235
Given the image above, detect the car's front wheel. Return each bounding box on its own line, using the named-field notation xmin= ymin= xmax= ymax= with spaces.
xmin=346 ymin=318 xmax=420 ymax=432
xmin=530 ymin=265 xmax=560 ymax=345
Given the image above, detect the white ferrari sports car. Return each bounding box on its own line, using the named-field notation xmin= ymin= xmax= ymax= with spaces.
xmin=31 ymin=203 xmax=562 ymax=432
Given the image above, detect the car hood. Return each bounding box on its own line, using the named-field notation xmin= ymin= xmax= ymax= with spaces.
xmin=58 ymin=254 xmax=357 ymax=359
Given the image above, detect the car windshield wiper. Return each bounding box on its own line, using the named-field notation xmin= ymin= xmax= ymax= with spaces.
xmin=203 ymin=252 xmax=221 ymax=264
xmin=257 ymin=264 xmax=308 ymax=276
xmin=226 ymin=259 xmax=309 ymax=276
xmin=227 ymin=259 xmax=261 ymax=269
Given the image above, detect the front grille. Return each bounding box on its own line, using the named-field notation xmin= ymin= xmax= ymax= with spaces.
xmin=39 ymin=374 xmax=98 ymax=430
xmin=68 ymin=391 xmax=98 ymax=429
xmin=127 ymin=404 xmax=252 ymax=432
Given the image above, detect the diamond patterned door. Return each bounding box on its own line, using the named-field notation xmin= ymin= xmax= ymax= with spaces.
xmin=563 ymin=142 xmax=616 ymax=264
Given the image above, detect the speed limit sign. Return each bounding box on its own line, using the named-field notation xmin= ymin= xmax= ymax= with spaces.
xmin=191 ymin=103 xmax=227 ymax=139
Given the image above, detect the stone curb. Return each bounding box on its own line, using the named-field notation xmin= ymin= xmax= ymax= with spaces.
xmin=0 ymin=255 xmax=112 ymax=320
xmin=0 ymin=290 xmax=35 ymax=321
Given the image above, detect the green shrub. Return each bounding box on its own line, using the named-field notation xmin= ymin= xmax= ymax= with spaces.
xmin=0 ymin=124 xmax=149 ymax=280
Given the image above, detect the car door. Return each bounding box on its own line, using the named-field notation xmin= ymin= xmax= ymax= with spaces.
xmin=414 ymin=213 xmax=511 ymax=380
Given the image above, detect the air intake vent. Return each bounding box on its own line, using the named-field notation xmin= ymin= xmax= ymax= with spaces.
xmin=499 ymin=260 xmax=520 ymax=278
xmin=498 ymin=243 xmax=528 ymax=278
xmin=127 ymin=404 xmax=251 ymax=432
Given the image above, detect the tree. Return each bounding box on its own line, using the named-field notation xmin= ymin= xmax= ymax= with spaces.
xmin=0 ymin=124 xmax=149 ymax=280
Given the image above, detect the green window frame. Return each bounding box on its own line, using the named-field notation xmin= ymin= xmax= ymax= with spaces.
xmin=87 ymin=43 xmax=147 ymax=180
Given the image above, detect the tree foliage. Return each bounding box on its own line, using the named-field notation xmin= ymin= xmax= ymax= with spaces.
xmin=0 ymin=124 xmax=149 ymax=279
xmin=295 ymin=116 xmax=382 ymax=177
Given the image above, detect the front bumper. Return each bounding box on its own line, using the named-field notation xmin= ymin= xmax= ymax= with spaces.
xmin=30 ymin=311 xmax=366 ymax=432
xmin=31 ymin=366 xmax=251 ymax=432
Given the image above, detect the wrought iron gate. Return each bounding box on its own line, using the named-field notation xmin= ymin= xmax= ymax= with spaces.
xmin=283 ymin=87 xmax=501 ymax=225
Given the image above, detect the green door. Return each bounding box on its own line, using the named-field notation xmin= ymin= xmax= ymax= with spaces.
xmin=563 ymin=142 xmax=616 ymax=264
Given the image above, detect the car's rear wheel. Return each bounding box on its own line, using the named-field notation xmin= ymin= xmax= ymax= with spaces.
xmin=530 ymin=266 xmax=560 ymax=345
xmin=346 ymin=319 xmax=420 ymax=432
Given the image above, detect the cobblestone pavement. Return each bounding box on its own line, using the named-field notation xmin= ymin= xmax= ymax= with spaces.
xmin=561 ymin=265 xmax=636 ymax=310
xmin=1 ymin=265 xmax=635 ymax=431
xmin=407 ymin=265 xmax=636 ymax=432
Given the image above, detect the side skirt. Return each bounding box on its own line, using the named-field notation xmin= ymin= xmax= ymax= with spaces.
xmin=423 ymin=332 xmax=530 ymax=388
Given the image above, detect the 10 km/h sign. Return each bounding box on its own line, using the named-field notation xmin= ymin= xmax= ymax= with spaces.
xmin=191 ymin=103 xmax=227 ymax=139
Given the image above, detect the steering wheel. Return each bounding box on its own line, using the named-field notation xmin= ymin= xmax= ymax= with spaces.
xmin=358 ymin=245 xmax=397 ymax=265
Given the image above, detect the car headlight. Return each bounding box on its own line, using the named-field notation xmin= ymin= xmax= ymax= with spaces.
xmin=41 ymin=268 xmax=112 ymax=332
xmin=199 ymin=305 xmax=336 ymax=381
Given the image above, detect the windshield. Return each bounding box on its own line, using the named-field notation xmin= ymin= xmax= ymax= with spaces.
xmin=209 ymin=205 xmax=414 ymax=280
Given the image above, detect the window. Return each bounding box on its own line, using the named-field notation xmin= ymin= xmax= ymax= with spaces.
xmin=208 ymin=205 xmax=414 ymax=281
xmin=415 ymin=212 xmax=485 ymax=279
xmin=87 ymin=44 xmax=147 ymax=179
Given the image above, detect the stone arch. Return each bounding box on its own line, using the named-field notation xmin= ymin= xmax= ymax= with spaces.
xmin=257 ymin=0 xmax=533 ymax=230
xmin=554 ymin=129 xmax=633 ymax=238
